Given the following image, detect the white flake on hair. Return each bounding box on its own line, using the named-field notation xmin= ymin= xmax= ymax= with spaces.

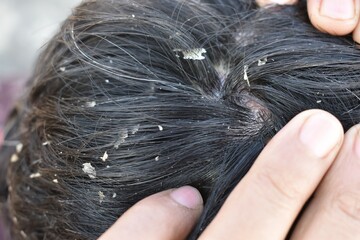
xmin=20 ymin=230 xmax=27 ymax=238
xmin=42 ymin=141 xmax=51 ymax=146
xmin=131 ymin=124 xmax=140 ymax=134
xmin=10 ymin=154 xmax=19 ymax=163
xmin=112 ymin=193 xmax=117 ymax=198
xmin=53 ymin=179 xmax=59 ymax=183
xmin=173 ymin=48 xmax=207 ymax=60
xmin=100 ymin=151 xmax=108 ymax=161
xmin=105 ymin=79 xmax=110 ymax=83
xmin=99 ymin=191 xmax=105 ymax=203
xmin=114 ymin=129 xmax=129 ymax=149
xmin=29 ymin=172 xmax=41 ymax=178
xmin=155 ymin=156 xmax=159 ymax=161
xmin=258 ymin=57 xmax=267 ymax=66
xmin=85 ymin=101 xmax=96 ymax=107
xmin=244 ymin=65 xmax=250 ymax=87
xmin=16 ymin=143 xmax=23 ymax=153
xmin=131 ymin=14 xmax=135 ymax=18
xmin=82 ymin=163 xmax=96 ymax=179
xmin=59 ymin=67 xmax=66 ymax=72
xmin=316 ymin=100 xmax=322 ymax=103
xmin=158 ymin=125 xmax=163 ymax=131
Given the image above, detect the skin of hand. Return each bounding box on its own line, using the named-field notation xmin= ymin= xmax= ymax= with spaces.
xmin=99 ymin=109 xmax=360 ymax=239
xmin=99 ymin=2 xmax=360 ymax=239
xmin=256 ymin=0 xmax=360 ymax=43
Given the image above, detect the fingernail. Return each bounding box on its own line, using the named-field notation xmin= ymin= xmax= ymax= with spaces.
xmin=299 ymin=112 xmax=342 ymax=158
xmin=257 ymin=0 xmax=297 ymax=7
xmin=170 ymin=186 xmax=203 ymax=209
xmin=354 ymin=127 xmax=360 ymax=158
xmin=320 ymin=0 xmax=355 ymax=20
xmin=267 ymin=0 xmax=296 ymax=4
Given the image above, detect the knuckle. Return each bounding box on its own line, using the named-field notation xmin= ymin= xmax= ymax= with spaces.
xmin=254 ymin=168 xmax=303 ymax=207
xmin=333 ymin=191 xmax=360 ymax=221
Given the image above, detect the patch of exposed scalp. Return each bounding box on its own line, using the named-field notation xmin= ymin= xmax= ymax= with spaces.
xmin=212 ymin=60 xmax=270 ymax=123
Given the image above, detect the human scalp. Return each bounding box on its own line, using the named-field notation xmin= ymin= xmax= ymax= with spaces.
xmin=1 ymin=0 xmax=360 ymax=239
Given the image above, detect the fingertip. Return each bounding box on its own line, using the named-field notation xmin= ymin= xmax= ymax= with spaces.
xmin=270 ymin=109 xmax=344 ymax=155
xmin=170 ymin=185 xmax=204 ymax=210
xmin=308 ymin=0 xmax=360 ymax=36
xmin=347 ymin=124 xmax=360 ymax=159
xmin=298 ymin=110 xmax=343 ymax=158
xmin=352 ymin=20 xmax=360 ymax=43
xmin=199 ymin=110 xmax=343 ymax=240
xmin=99 ymin=186 xmax=203 ymax=240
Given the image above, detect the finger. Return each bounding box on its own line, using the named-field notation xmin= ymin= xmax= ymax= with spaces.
xmin=256 ymin=0 xmax=297 ymax=7
xmin=99 ymin=186 xmax=203 ymax=240
xmin=352 ymin=15 xmax=360 ymax=42
xmin=199 ymin=110 xmax=344 ymax=240
xmin=291 ymin=125 xmax=360 ymax=239
xmin=0 ymin=129 xmax=3 ymax=148
xmin=307 ymin=0 xmax=360 ymax=36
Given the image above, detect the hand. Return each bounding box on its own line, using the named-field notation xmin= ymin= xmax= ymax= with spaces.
xmin=256 ymin=0 xmax=360 ymax=43
xmin=99 ymin=110 xmax=360 ymax=239
xmin=99 ymin=185 xmax=203 ymax=240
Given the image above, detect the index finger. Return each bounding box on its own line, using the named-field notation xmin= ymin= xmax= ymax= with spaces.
xmin=199 ymin=110 xmax=344 ymax=240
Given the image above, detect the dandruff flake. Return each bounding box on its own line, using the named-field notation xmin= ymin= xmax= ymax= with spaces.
xmin=114 ymin=129 xmax=129 ymax=148
xmin=29 ymin=172 xmax=41 ymax=178
xmin=243 ymin=65 xmax=250 ymax=87
xmin=10 ymin=154 xmax=19 ymax=163
xmin=85 ymin=101 xmax=96 ymax=108
xmin=99 ymin=191 xmax=105 ymax=203
xmin=173 ymin=48 xmax=207 ymax=60
xmin=100 ymin=151 xmax=108 ymax=161
xmin=131 ymin=124 xmax=140 ymax=134
xmin=257 ymin=57 xmax=267 ymax=66
xmin=82 ymin=163 xmax=96 ymax=179
xmin=20 ymin=230 xmax=27 ymax=238
xmin=16 ymin=143 xmax=23 ymax=153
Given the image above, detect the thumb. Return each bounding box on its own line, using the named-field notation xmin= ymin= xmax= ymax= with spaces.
xmin=307 ymin=0 xmax=360 ymax=36
xmin=98 ymin=186 xmax=203 ymax=240
xmin=256 ymin=0 xmax=297 ymax=7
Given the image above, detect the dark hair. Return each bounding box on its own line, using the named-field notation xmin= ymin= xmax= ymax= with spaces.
xmin=1 ymin=0 xmax=360 ymax=239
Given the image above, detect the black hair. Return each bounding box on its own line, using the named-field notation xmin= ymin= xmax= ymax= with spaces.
xmin=1 ymin=0 xmax=360 ymax=239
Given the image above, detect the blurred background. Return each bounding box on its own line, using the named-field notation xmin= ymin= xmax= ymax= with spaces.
xmin=0 ymin=0 xmax=81 ymax=129
xmin=0 ymin=0 xmax=81 ymax=238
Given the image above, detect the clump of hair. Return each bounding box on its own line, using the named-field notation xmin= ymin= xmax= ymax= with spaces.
xmin=1 ymin=0 xmax=360 ymax=239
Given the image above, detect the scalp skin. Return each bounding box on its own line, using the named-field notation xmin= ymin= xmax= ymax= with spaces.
xmin=1 ymin=0 xmax=360 ymax=239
